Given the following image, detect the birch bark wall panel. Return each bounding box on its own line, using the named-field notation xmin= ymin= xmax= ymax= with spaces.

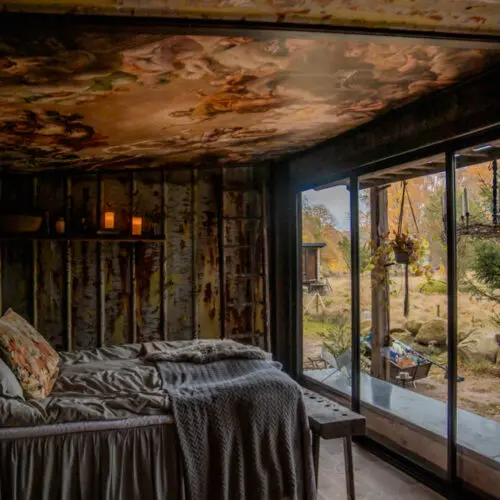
xmin=0 ymin=168 xmax=267 ymax=349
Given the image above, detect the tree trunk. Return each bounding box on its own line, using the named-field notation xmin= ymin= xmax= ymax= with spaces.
xmin=370 ymin=187 xmax=390 ymax=380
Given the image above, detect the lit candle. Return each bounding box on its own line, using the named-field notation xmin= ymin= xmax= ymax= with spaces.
xmin=55 ymin=217 xmax=65 ymax=234
xmin=132 ymin=216 xmax=142 ymax=236
xmin=104 ymin=211 xmax=115 ymax=230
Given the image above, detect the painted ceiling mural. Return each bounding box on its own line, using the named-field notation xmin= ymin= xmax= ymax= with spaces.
xmin=4 ymin=0 xmax=500 ymax=35
xmin=1 ymin=26 xmax=500 ymax=170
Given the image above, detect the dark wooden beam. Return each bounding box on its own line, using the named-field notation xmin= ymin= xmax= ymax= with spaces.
xmin=160 ymin=168 xmax=167 ymax=341
xmin=32 ymin=176 xmax=38 ymax=329
xmin=96 ymin=173 xmax=105 ymax=347
xmin=64 ymin=176 xmax=73 ymax=351
xmin=129 ymin=172 xmax=137 ymax=344
xmin=290 ymin=66 xmax=500 ymax=190
xmin=269 ymin=161 xmax=299 ymax=376
xmin=2 ymin=11 xmax=500 ymax=49
xmin=191 ymin=168 xmax=198 ymax=340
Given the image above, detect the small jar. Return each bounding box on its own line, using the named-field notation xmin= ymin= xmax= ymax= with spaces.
xmin=55 ymin=217 xmax=65 ymax=234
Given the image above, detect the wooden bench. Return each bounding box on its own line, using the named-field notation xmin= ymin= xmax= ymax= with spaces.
xmin=302 ymin=389 xmax=366 ymax=500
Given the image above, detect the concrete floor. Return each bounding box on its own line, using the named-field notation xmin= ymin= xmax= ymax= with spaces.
xmin=317 ymin=439 xmax=444 ymax=500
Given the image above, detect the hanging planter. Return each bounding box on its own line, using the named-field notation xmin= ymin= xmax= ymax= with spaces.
xmin=368 ymin=232 xmax=430 ymax=275
xmin=367 ymin=180 xmax=434 ymax=319
xmin=394 ymin=248 xmax=410 ymax=264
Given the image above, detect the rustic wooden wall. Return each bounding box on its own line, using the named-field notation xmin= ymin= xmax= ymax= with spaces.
xmin=0 ymin=166 xmax=269 ymax=351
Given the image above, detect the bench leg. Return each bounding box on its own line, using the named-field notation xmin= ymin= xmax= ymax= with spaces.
xmin=343 ymin=436 xmax=355 ymax=500
xmin=312 ymin=432 xmax=320 ymax=487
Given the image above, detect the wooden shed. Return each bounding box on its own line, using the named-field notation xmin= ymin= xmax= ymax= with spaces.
xmin=302 ymin=242 xmax=326 ymax=283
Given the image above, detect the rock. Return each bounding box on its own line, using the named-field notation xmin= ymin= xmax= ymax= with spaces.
xmin=390 ymin=327 xmax=406 ymax=334
xmin=404 ymin=320 xmax=423 ymax=335
xmin=415 ymin=318 xmax=447 ymax=346
xmin=458 ymin=328 xmax=500 ymax=364
xmin=360 ymin=320 xmax=372 ymax=331
xmin=458 ymin=328 xmax=475 ymax=343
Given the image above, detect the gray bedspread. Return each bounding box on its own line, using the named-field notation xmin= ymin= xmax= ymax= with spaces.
xmin=153 ymin=341 xmax=316 ymax=500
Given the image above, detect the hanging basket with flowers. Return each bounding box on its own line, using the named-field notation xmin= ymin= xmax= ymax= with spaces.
xmin=367 ymin=181 xmax=434 ymax=318
xmin=368 ymin=231 xmax=431 ymax=278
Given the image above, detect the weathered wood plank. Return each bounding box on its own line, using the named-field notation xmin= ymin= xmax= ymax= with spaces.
xmin=102 ymin=174 xmax=130 ymax=345
xmin=72 ymin=176 xmax=97 ymax=350
xmin=37 ymin=176 xmax=65 ymax=349
xmin=166 ymin=170 xmax=193 ymax=340
xmin=197 ymin=169 xmax=220 ymax=340
xmin=134 ymin=171 xmax=161 ymax=342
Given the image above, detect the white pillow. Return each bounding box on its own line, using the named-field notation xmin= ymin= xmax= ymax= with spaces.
xmin=0 ymin=357 xmax=24 ymax=400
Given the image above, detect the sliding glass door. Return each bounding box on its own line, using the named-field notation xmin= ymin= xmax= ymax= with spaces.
xmin=299 ymin=133 xmax=500 ymax=496
xmin=301 ymin=179 xmax=352 ymax=403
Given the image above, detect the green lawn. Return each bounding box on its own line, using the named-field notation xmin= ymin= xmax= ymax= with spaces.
xmin=303 ymin=318 xmax=329 ymax=340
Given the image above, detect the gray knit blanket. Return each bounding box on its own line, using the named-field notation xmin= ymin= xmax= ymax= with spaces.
xmin=149 ymin=340 xmax=316 ymax=500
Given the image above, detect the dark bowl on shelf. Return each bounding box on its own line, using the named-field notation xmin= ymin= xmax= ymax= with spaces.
xmin=0 ymin=214 xmax=43 ymax=233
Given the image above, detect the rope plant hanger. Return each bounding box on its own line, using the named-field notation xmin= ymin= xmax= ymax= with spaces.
xmin=396 ymin=181 xmax=420 ymax=317
xmin=368 ymin=182 xmax=431 ymax=318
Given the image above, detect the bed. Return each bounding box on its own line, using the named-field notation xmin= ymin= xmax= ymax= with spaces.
xmin=0 ymin=341 xmax=315 ymax=500
xmin=0 ymin=343 xmax=182 ymax=500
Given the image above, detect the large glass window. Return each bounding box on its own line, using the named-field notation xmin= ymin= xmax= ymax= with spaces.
xmin=357 ymin=156 xmax=449 ymax=476
xmin=454 ymin=140 xmax=500 ymax=470
xmin=301 ymin=181 xmax=352 ymax=400
xmin=299 ymin=137 xmax=500 ymax=495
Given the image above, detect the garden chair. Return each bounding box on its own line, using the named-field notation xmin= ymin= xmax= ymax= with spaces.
xmin=320 ymin=346 xmax=352 ymax=383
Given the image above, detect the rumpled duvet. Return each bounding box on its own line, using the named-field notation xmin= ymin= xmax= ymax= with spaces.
xmin=0 ymin=343 xmax=169 ymax=427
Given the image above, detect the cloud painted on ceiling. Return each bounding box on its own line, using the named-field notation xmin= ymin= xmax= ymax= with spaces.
xmin=1 ymin=27 xmax=500 ymax=170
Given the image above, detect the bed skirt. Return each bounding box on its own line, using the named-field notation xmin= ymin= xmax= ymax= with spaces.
xmin=0 ymin=416 xmax=183 ymax=500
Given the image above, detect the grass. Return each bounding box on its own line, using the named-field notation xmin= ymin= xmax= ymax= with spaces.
xmin=303 ymin=318 xmax=329 ymax=340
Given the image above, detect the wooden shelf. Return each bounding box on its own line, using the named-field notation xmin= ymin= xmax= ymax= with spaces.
xmin=0 ymin=233 xmax=166 ymax=242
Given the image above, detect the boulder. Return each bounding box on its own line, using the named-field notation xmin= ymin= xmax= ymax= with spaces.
xmin=458 ymin=328 xmax=500 ymax=364
xmin=360 ymin=319 xmax=372 ymax=331
xmin=458 ymin=328 xmax=475 ymax=343
xmin=405 ymin=320 xmax=423 ymax=336
xmin=390 ymin=327 xmax=406 ymax=334
xmin=415 ymin=318 xmax=447 ymax=346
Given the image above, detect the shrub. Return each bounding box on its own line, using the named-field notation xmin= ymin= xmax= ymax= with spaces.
xmin=417 ymin=279 xmax=447 ymax=295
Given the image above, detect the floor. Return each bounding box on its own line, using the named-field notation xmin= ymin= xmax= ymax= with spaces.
xmin=317 ymin=439 xmax=443 ymax=500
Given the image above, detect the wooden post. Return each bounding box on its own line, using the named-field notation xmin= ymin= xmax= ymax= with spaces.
xmin=129 ymin=172 xmax=137 ymax=343
xmin=191 ymin=169 xmax=198 ymax=339
xmin=316 ymin=247 xmax=321 ymax=281
xmin=160 ymin=168 xmax=168 ymax=340
xmin=32 ymin=176 xmax=38 ymax=329
xmin=96 ymin=173 xmax=105 ymax=347
xmin=370 ymin=187 xmax=390 ymax=380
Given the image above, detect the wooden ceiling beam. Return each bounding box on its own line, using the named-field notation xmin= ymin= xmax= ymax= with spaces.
xmin=1 ymin=11 xmax=500 ymax=50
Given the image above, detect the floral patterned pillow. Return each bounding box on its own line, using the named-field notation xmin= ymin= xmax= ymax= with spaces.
xmin=0 ymin=309 xmax=59 ymax=400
